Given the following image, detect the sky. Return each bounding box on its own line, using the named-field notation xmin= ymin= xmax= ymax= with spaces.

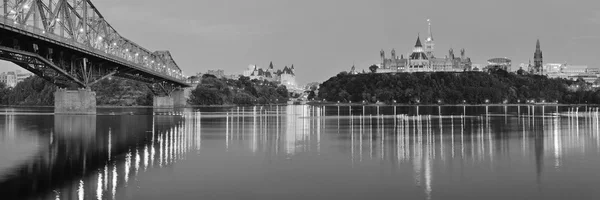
xmin=2 ymin=0 xmax=600 ymax=84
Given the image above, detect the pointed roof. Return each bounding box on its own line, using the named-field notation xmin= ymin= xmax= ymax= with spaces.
xmin=269 ymin=61 xmax=274 ymax=69
xmin=415 ymin=34 xmax=423 ymax=47
xmin=536 ymin=39 xmax=540 ymax=49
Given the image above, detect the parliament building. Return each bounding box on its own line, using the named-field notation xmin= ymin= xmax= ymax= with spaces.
xmin=377 ymin=20 xmax=472 ymax=73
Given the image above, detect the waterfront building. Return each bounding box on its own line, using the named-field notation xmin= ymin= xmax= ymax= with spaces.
xmin=533 ymin=39 xmax=543 ymax=74
xmin=486 ymin=58 xmax=512 ymax=71
xmin=242 ymin=62 xmax=298 ymax=89
xmin=377 ymin=19 xmax=472 ymax=73
xmin=0 ymin=70 xmax=33 ymax=88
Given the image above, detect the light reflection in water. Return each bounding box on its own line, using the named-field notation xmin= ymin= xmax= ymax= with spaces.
xmin=1 ymin=106 xmax=600 ymax=199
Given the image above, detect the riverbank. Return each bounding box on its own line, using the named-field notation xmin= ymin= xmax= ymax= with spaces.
xmin=306 ymin=102 xmax=599 ymax=107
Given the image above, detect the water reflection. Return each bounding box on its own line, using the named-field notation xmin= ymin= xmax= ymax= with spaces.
xmin=0 ymin=105 xmax=599 ymax=199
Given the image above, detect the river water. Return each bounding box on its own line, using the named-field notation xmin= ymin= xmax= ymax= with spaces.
xmin=0 ymin=105 xmax=599 ymax=200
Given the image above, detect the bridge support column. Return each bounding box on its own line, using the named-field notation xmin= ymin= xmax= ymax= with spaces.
xmin=173 ymin=90 xmax=187 ymax=107
xmin=153 ymin=89 xmax=188 ymax=108
xmin=153 ymin=96 xmax=174 ymax=108
xmin=54 ymin=89 xmax=97 ymax=115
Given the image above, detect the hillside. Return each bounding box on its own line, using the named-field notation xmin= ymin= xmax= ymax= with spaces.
xmin=318 ymin=70 xmax=598 ymax=104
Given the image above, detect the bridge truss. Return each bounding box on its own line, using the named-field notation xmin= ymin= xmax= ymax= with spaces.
xmin=0 ymin=0 xmax=189 ymax=94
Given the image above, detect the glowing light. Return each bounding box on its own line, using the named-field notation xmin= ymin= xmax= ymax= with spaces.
xmin=98 ymin=36 xmax=103 ymax=40
xmin=23 ymin=5 xmax=30 ymax=9
xmin=79 ymin=28 xmax=84 ymax=32
xmin=9 ymin=10 xmax=16 ymax=14
xmin=56 ymin=18 xmax=61 ymax=22
xmin=125 ymin=49 xmax=129 ymax=52
xmin=113 ymin=42 xmax=117 ymax=46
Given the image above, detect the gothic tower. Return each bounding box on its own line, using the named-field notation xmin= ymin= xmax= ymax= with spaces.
xmin=534 ymin=39 xmax=543 ymax=74
xmin=425 ymin=19 xmax=435 ymax=58
xmin=380 ymin=49 xmax=385 ymax=67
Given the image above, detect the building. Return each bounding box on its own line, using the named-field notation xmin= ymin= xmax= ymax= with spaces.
xmin=586 ymin=67 xmax=600 ymax=74
xmin=562 ymin=65 xmax=587 ymax=74
xmin=242 ymin=62 xmax=298 ymax=89
xmin=408 ymin=35 xmax=430 ymax=71
xmin=380 ymin=49 xmax=407 ymax=72
xmin=0 ymin=70 xmax=33 ymax=88
xmin=543 ymin=63 xmax=563 ymax=74
xmin=486 ymin=58 xmax=512 ymax=71
xmin=533 ymin=39 xmax=543 ymax=74
xmin=542 ymin=64 xmax=600 ymax=83
xmin=377 ymin=19 xmax=472 ymax=73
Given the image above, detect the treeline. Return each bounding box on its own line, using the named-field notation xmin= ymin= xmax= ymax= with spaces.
xmin=318 ymin=69 xmax=600 ymax=104
xmin=188 ymin=74 xmax=289 ymax=105
xmin=0 ymin=76 xmax=153 ymax=106
xmin=0 ymin=77 xmax=56 ymax=105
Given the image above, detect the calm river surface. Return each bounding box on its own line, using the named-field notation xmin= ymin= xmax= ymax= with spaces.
xmin=1 ymin=105 xmax=600 ymax=200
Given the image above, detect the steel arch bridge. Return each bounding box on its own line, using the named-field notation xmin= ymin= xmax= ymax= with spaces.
xmin=0 ymin=0 xmax=190 ymax=95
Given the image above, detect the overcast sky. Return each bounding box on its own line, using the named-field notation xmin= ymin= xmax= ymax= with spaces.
xmin=2 ymin=0 xmax=600 ymax=84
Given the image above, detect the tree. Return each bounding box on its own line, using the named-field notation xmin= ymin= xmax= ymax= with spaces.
xmin=317 ymin=71 xmax=595 ymax=104
xmin=369 ymin=65 xmax=378 ymax=73
xmin=517 ymin=68 xmax=525 ymax=75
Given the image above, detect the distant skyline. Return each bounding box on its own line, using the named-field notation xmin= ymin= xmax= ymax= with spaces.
xmin=2 ymin=0 xmax=600 ymax=84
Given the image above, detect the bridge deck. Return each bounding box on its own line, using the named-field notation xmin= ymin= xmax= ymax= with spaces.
xmin=0 ymin=17 xmax=190 ymax=87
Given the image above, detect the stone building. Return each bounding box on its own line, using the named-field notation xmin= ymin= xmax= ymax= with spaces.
xmin=242 ymin=62 xmax=298 ymax=89
xmin=377 ymin=19 xmax=471 ymax=73
xmin=0 ymin=70 xmax=33 ymax=88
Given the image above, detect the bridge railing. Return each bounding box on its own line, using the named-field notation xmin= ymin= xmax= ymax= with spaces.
xmin=0 ymin=16 xmax=186 ymax=83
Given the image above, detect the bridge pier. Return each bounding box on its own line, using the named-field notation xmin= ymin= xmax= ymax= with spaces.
xmin=153 ymin=89 xmax=188 ymax=108
xmin=54 ymin=89 xmax=97 ymax=115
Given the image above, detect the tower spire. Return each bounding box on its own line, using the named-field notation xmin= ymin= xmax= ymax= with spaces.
xmin=425 ymin=19 xmax=435 ymax=58
xmin=534 ymin=39 xmax=543 ymax=74
xmin=427 ymin=19 xmax=433 ymax=41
